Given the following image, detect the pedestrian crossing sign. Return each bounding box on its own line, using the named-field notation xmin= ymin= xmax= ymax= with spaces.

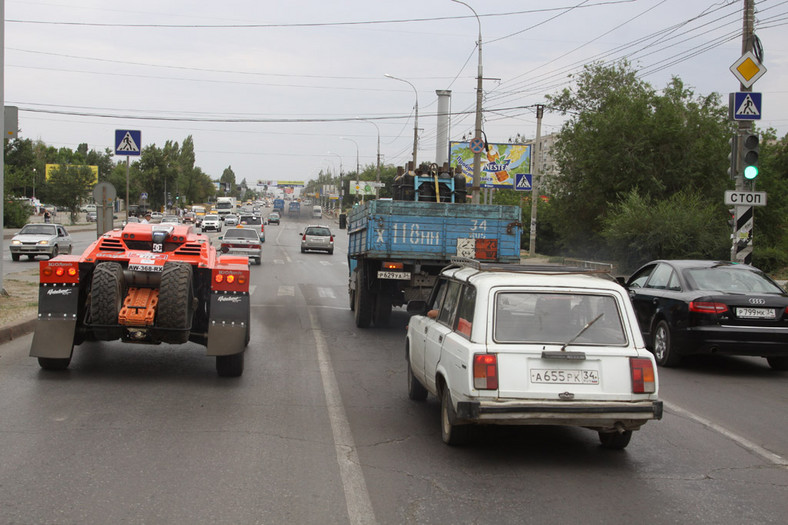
xmin=514 ymin=173 xmax=533 ymax=191
xmin=115 ymin=129 xmax=142 ymax=156
xmin=730 ymin=92 xmax=762 ymax=121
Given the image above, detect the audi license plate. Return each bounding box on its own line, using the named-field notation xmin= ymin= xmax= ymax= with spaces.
xmin=530 ymin=369 xmax=599 ymax=385
xmin=736 ymin=307 xmax=776 ymax=319
xmin=377 ymin=271 xmax=411 ymax=280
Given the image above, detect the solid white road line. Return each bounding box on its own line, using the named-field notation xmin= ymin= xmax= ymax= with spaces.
xmin=664 ymin=400 xmax=787 ymax=467
xmin=309 ymin=308 xmax=377 ymax=525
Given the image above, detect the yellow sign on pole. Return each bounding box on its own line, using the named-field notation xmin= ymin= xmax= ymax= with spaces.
xmin=730 ymin=51 xmax=766 ymax=88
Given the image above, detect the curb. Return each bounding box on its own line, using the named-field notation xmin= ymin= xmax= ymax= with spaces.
xmin=0 ymin=316 xmax=36 ymax=345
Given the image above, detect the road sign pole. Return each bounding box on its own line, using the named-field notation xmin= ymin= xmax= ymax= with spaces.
xmin=125 ymin=156 xmax=130 ymax=221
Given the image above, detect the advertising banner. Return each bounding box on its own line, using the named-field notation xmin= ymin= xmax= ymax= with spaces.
xmin=449 ymin=142 xmax=531 ymax=189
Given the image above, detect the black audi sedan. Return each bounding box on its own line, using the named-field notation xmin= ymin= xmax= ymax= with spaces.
xmin=624 ymin=260 xmax=788 ymax=370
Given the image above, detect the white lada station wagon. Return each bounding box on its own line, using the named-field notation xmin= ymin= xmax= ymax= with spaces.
xmin=406 ymin=258 xmax=663 ymax=449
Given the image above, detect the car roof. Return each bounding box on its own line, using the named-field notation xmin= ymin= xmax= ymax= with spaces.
xmin=639 ymin=259 xmax=761 ymax=272
xmin=440 ymin=260 xmax=621 ymax=293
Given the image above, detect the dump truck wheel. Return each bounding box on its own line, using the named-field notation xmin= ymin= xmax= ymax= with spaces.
xmin=90 ymin=262 xmax=125 ymax=340
xmin=353 ymin=268 xmax=372 ymax=328
xmin=157 ymin=262 xmax=194 ymax=344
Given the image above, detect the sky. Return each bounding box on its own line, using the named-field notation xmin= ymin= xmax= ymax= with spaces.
xmin=5 ymin=0 xmax=788 ymax=187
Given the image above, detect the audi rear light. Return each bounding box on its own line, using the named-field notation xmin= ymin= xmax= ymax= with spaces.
xmin=630 ymin=357 xmax=656 ymax=394
xmin=689 ymin=301 xmax=728 ymax=314
xmin=473 ymin=353 xmax=498 ymax=390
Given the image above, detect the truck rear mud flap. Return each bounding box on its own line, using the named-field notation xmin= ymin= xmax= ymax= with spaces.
xmin=30 ymin=283 xmax=80 ymax=359
xmin=206 ymin=291 xmax=250 ymax=356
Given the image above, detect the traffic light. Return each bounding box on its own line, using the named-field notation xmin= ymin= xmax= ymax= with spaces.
xmin=728 ymin=135 xmax=737 ymax=179
xmin=742 ymin=133 xmax=759 ymax=180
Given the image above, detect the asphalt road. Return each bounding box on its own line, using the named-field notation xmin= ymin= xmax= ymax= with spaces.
xmin=0 ymin=213 xmax=786 ymax=524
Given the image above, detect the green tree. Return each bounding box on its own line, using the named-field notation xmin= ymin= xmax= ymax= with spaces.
xmin=602 ymin=189 xmax=729 ymax=272
xmin=220 ymin=166 xmax=236 ymax=196
xmin=544 ymin=61 xmax=731 ymax=262
xmin=46 ymin=164 xmax=96 ymax=222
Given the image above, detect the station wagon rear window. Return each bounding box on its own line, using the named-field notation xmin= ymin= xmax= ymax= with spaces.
xmin=494 ymin=292 xmax=627 ymax=345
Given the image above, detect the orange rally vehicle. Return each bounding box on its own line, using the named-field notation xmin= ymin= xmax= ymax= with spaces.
xmin=30 ymin=223 xmax=251 ymax=377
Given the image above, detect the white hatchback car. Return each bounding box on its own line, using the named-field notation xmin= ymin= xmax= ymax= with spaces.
xmin=406 ymin=259 xmax=662 ymax=448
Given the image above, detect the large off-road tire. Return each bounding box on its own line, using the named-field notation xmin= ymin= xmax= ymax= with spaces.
xmin=373 ymin=290 xmax=392 ymax=327
xmin=407 ymin=350 xmax=428 ymax=401
xmin=766 ymin=356 xmax=788 ymax=370
xmin=599 ymin=430 xmax=632 ymax=450
xmin=38 ymin=356 xmax=72 ymax=371
xmin=216 ymin=352 xmax=244 ymax=377
xmin=90 ymin=261 xmax=125 ymax=340
xmin=157 ymin=262 xmax=194 ymax=344
xmin=652 ymin=320 xmax=681 ymax=367
xmin=441 ymin=386 xmax=470 ymax=446
xmin=353 ymin=268 xmax=372 ymax=328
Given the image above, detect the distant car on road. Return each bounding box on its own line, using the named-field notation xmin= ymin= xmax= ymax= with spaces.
xmin=9 ymin=223 xmax=73 ymax=261
xmin=223 ymin=215 xmax=239 ymax=227
xmin=238 ymin=214 xmax=265 ymax=242
xmin=161 ymin=215 xmax=180 ymax=224
xmin=267 ymin=212 xmax=280 ymax=225
xmin=86 ymin=211 xmax=97 ymax=222
xmin=219 ymin=227 xmax=262 ymax=265
xmin=300 ymin=225 xmax=334 ymax=254
xmin=624 ymin=259 xmax=788 ymax=370
xmin=201 ymin=214 xmax=222 ymax=232
xmin=149 ymin=212 xmax=163 ymax=224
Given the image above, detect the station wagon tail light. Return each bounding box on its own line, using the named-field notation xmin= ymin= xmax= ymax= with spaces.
xmin=382 ymin=262 xmax=404 ymax=270
xmin=630 ymin=358 xmax=656 ymax=394
xmin=473 ymin=353 xmax=498 ymax=390
xmin=689 ymin=301 xmax=728 ymax=314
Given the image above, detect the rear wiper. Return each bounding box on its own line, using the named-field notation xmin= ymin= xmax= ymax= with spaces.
xmin=560 ymin=313 xmax=603 ymax=352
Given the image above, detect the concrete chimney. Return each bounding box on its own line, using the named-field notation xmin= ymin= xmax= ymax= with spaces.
xmin=435 ymin=90 xmax=452 ymax=166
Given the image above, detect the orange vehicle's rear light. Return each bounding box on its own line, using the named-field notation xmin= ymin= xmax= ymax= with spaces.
xmin=212 ymin=269 xmax=249 ymax=291
xmin=40 ymin=260 xmax=79 ymax=284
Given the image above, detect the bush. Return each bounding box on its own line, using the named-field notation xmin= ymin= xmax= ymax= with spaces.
xmin=752 ymin=246 xmax=788 ymax=274
xmin=4 ymin=199 xmax=32 ymax=229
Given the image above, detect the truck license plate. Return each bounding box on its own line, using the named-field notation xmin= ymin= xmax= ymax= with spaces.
xmin=530 ymin=369 xmax=599 ymax=385
xmin=377 ymin=271 xmax=411 ymax=280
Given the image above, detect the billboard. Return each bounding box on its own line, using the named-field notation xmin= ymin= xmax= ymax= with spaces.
xmin=449 ymin=142 xmax=531 ymax=189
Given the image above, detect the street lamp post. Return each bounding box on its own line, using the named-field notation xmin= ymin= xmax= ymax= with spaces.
xmin=326 ymin=152 xmax=343 ymax=210
xmin=451 ymin=0 xmax=483 ymax=204
xmin=358 ymin=118 xmax=381 ymax=195
xmin=384 ymin=73 xmax=418 ymax=169
xmin=342 ymin=137 xmax=362 ymax=204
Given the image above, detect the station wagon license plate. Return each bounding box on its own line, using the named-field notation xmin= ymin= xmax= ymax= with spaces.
xmin=377 ymin=271 xmax=411 ymax=280
xmin=531 ymin=369 xmax=599 ymax=385
xmin=736 ymin=307 xmax=776 ymax=319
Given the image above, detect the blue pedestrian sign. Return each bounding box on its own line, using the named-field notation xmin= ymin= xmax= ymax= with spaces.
xmin=731 ymin=92 xmax=761 ymax=121
xmin=115 ymin=129 xmax=142 ymax=156
xmin=514 ymin=173 xmax=533 ymax=191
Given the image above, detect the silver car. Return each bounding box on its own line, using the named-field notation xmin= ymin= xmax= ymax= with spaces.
xmin=219 ymin=228 xmax=262 ymax=265
xmin=224 ymin=214 xmax=239 ymax=227
xmin=10 ymin=223 xmax=73 ymax=261
xmin=300 ymin=225 xmax=334 ymax=254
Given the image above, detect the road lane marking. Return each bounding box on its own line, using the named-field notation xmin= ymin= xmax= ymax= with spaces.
xmin=277 ymin=285 xmax=294 ymax=296
xmin=308 ymin=308 xmax=377 ymax=525
xmin=664 ymin=400 xmax=787 ymax=467
xmin=318 ymin=287 xmax=336 ymax=299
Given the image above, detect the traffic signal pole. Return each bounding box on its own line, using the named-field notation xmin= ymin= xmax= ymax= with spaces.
xmin=732 ymin=0 xmax=756 ymax=264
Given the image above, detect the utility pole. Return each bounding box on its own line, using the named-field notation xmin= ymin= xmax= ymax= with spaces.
xmin=1 ymin=0 xmax=7 ymax=295
xmin=529 ymin=105 xmax=544 ymax=256
xmin=731 ymin=0 xmax=757 ymax=264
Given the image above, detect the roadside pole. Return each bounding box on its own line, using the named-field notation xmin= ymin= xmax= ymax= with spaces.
xmin=1 ymin=0 xmax=6 ymax=295
xmin=528 ymin=105 xmax=544 ymax=256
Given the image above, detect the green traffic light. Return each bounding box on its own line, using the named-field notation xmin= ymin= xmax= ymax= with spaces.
xmin=744 ymin=165 xmax=759 ymax=180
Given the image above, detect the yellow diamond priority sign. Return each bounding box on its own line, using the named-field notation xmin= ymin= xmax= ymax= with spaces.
xmin=730 ymin=51 xmax=766 ymax=88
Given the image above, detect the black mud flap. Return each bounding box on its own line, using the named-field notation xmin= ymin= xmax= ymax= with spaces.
xmin=30 ymin=283 xmax=80 ymax=359
xmin=206 ymin=291 xmax=250 ymax=356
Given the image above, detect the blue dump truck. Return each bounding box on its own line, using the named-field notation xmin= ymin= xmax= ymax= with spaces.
xmin=273 ymin=198 xmax=285 ymax=216
xmin=347 ymin=163 xmax=522 ymax=328
xmin=288 ymin=201 xmax=301 ymax=217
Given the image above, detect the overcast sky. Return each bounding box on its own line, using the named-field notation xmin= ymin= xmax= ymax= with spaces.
xmin=5 ymin=0 xmax=787 ymax=185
